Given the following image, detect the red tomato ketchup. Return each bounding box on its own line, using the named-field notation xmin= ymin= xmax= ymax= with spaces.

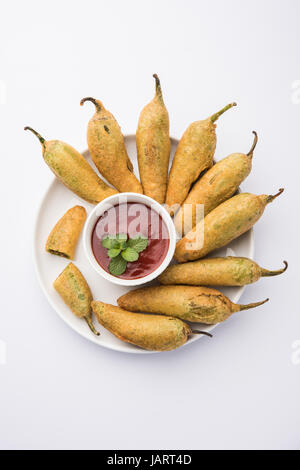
xmin=91 ymin=203 xmax=170 ymax=279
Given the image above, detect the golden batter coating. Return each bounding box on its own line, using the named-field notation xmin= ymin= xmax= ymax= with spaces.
xmin=92 ymin=301 xmax=210 ymax=351
xmin=136 ymin=74 xmax=170 ymax=203
xmin=166 ymin=103 xmax=236 ymax=215
xmin=81 ymin=97 xmax=142 ymax=194
xmin=118 ymin=285 xmax=269 ymax=324
xmin=25 ymin=127 xmax=117 ymax=204
xmin=175 ymin=189 xmax=284 ymax=263
xmin=158 ymin=257 xmax=288 ymax=286
xmin=46 ymin=205 xmax=86 ymax=260
xmin=174 ymin=132 xmax=257 ymax=235
xmin=54 ymin=263 xmax=99 ymax=335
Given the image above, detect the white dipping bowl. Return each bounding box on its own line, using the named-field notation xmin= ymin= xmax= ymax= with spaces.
xmin=83 ymin=192 xmax=176 ymax=287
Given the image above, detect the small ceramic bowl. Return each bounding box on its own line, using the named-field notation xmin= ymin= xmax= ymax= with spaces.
xmin=83 ymin=192 xmax=176 ymax=287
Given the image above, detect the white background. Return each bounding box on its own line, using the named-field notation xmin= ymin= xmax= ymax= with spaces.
xmin=0 ymin=0 xmax=299 ymax=450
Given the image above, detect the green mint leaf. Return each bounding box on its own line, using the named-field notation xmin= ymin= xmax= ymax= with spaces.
xmin=121 ymin=247 xmax=139 ymax=262
xmin=116 ymin=233 xmax=127 ymax=243
xmin=102 ymin=235 xmax=120 ymax=249
xmin=107 ymin=248 xmax=121 ymax=258
xmin=128 ymin=236 xmax=148 ymax=253
xmin=102 ymin=236 xmax=114 ymax=249
xmin=102 ymin=234 xmax=127 ymax=250
xmin=109 ymin=255 xmax=127 ymax=276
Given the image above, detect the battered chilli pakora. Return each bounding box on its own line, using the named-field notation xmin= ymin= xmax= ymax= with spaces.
xmin=118 ymin=285 xmax=269 ymax=324
xmin=136 ymin=74 xmax=170 ymax=203
xmin=54 ymin=263 xmax=99 ymax=336
xmin=166 ymin=102 xmax=237 ymax=215
xmin=175 ymin=189 xmax=284 ymax=262
xmin=174 ymin=131 xmax=258 ymax=235
xmin=91 ymin=301 xmax=211 ymax=351
xmin=81 ymin=97 xmax=142 ymax=194
xmin=25 ymin=127 xmax=117 ymax=204
xmin=46 ymin=205 xmax=86 ymax=260
xmin=158 ymin=257 xmax=288 ymax=286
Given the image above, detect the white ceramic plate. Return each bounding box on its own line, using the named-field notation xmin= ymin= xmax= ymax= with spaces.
xmin=34 ymin=135 xmax=254 ymax=354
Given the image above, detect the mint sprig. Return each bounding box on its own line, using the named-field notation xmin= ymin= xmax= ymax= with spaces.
xmin=101 ymin=234 xmax=148 ymax=276
xmin=128 ymin=236 xmax=148 ymax=253
xmin=121 ymin=247 xmax=139 ymax=262
xmin=107 ymin=248 xmax=121 ymax=258
xmin=108 ymin=255 xmax=127 ymax=276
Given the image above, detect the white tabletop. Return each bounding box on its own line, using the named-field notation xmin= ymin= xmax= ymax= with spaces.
xmin=0 ymin=0 xmax=299 ymax=450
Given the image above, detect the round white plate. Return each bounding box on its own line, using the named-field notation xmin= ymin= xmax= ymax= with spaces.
xmin=34 ymin=135 xmax=254 ymax=354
